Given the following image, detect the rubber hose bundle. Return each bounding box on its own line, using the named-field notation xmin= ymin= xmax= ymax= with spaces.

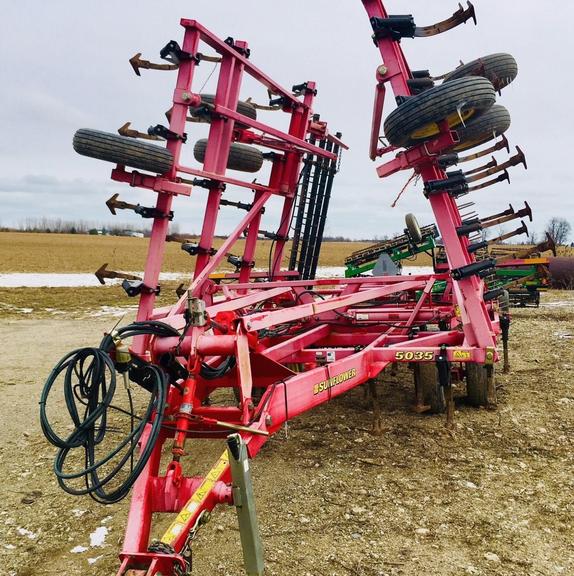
xmin=39 ymin=321 xmax=178 ymax=503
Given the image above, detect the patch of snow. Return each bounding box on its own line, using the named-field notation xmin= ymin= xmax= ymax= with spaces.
xmin=0 ymin=271 xmax=189 ymax=288
xmin=17 ymin=527 xmax=37 ymax=539
xmin=87 ymin=555 xmax=103 ymax=565
xmin=89 ymin=526 xmax=108 ymax=547
xmin=4 ymin=544 xmax=16 ymax=550
xmin=87 ymin=306 xmax=136 ymax=318
xmin=71 ymin=545 xmax=88 ymax=554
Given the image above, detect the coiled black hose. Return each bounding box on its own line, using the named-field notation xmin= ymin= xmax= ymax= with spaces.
xmin=39 ymin=321 xmax=178 ymax=504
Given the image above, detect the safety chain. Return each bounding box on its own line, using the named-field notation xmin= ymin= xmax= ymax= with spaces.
xmin=148 ymin=510 xmax=212 ymax=576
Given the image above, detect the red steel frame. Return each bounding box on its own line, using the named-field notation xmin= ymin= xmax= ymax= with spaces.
xmin=82 ymin=9 xmax=501 ymax=576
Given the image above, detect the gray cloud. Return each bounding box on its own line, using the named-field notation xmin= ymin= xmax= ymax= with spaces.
xmin=2 ymin=1 xmax=573 ymax=239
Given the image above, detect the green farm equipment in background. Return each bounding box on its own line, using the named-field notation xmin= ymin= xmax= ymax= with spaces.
xmin=344 ymin=214 xmax=439 ymax=278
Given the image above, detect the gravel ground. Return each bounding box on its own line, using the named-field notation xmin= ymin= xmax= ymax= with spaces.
xmin=0 ymin=291 xmax=572 ymax=576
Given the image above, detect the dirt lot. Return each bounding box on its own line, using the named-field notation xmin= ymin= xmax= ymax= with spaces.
xmin=0 ymin=290 xmax=573 ymax=576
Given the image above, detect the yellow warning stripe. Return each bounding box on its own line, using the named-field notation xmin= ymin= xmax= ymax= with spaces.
xmin=161 ymin=450 xmax=230 ymax=546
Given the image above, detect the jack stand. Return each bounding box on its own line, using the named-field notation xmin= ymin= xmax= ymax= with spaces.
xmin=227 ymin=434 xmax=265 ymax=576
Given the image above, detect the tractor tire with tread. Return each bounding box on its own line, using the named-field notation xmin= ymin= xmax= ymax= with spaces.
xmin=384 ymin=77 xmax=496 ymax=149
xmin=193 ymin=139 xmax=263 ymax=173
xmin=466 ymin=363 xmax=496 ymax=407
xmin=414 ymin=363 xmax=446 ymax=414
xmin=73 ymin=129 xmax=174 ymax=174
xmin=453 ymin=104 xmax=511 ymax=152
xmin=444 ymin=53 xmax=518 ymax=92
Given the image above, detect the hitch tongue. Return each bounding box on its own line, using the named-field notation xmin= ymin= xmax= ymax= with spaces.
xmin=414 ymin=2 xmax=476 ymax=37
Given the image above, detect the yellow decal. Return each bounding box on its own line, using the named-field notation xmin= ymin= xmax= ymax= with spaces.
xmin=453 ymin=349 xmax=472 ymax=361
xmin=161 ymin=450 xmax=230 ymax=545
xmin=485 ymin=347 xmax=495 ymax=365
xmin=313 ymin=368 xmax=357 ymax=395
xmin=394 ymin=351 xmax=434 ymax=361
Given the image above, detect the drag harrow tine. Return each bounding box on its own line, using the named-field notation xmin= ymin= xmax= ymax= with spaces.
xmin=414 ymin=2 xmax=476 ymax=37
xmin=466 ymin=146 xmax=527 ymax=183
xmin=118 ymin=122 xmax=163 ymax=141
xmin=458 ymin=134 xmax=510 ymax=163
xmin=464 ymin=156 xmax=497 ymax=176
xmin=468 ymin=170 xmax=510 ymax=192
xmin=129 ymin=52 xmax=178 ymax=76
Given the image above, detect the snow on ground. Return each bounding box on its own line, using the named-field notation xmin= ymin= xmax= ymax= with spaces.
xmin=0 ymin=266 xmax=434 ymax=288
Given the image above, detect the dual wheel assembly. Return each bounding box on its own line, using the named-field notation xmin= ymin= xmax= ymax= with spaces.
xmin=414 ymin=362 xmax=496 ymax=414
xmin=74 ymin=94 xmax=265 ymax=174
xmin=384 ymin=53 xmax=516 ymax=150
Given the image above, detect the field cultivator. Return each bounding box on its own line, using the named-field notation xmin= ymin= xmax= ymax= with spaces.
xmin=40 ymin=2 xmax=532 ymax=574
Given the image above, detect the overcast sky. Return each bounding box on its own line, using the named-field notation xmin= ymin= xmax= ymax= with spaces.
xmin=2 ymin=1 xmax=573 ymax=240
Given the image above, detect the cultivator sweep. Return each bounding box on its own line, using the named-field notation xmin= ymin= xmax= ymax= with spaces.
xmin=40 ymin=2 xmax=532 ymax=574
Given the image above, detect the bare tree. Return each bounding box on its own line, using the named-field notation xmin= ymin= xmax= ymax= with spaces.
xmin=545 ymin=217 xmax=572 ymax=245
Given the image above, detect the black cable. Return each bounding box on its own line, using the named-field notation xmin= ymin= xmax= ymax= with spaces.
xmin=39 ymin=321 xmax=174 ymax=504
xmin=200 ymin=356 xmax=236 ymax=380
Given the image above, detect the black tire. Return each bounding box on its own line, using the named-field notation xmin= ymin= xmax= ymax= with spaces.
xmin=414 ymin=363 xmax=446 ymax=414
xmin=452 ymin=105 xmax=511 ymax=152
xmin=193 ymin=139 xmax=263 ymax=173
xmin=466 ymin=364 xmax=495 ymax=407
xmin=73 ymin=129 xmax=174 ymax=174
xmin=405 ymin=213 xmax=422 ymax=243
xmin=384 ymin=77 xmax=496 ymax=148
xmin=189 ymin=94 xmax=257 ymax=125
xmin=444 ymin=53 xmax=518 ymax=92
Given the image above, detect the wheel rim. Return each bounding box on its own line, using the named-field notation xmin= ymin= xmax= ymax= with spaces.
xmin=410 ymin=107 xmax=477 ymax=140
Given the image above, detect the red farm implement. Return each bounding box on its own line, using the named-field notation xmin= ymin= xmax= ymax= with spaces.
xmin=40 ymin=2 xmax=528 ymax=574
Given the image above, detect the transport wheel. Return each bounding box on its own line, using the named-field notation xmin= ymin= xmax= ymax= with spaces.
xmin=466 ymin=363 xmax=496 ymax=406
xmin=383 ymin=77 xmax=496 ymax=148
xmin=444 ymin=53 xmax=518 ymax=92
xmin=193 ymin=139 xmax=264 ymax=173
xmin=452 ymin=105 xmax=511 ymax=152
xmin=405 ymin=213 xmax=423 ymax=243
xmin=414 ymin=363 xmax=446 ymax=414
xmin=73 ymin=129 xmax=174 ymax=174
xmin=189 ymin=94 xmax=257 ymax=125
